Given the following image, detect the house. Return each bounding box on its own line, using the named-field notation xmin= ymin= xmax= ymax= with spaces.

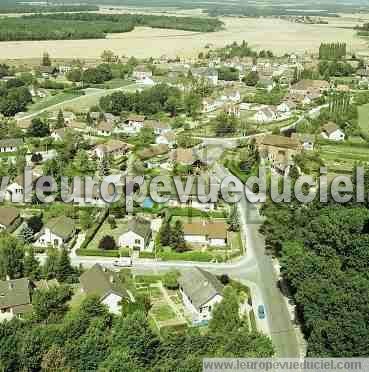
xmin=156 ymin=131 xmax=176 ymax=148
xmin=5 ymin=174 xmax=38 ymax=203
xmin=94 ymin=139 xmax=130 ymax=160
xmin=254 ymin=107 xmax=278 ymax=123
xmin=170 ymin=148 xmax=197 ymax=166
xmin=258 ymin=77 xmax=275 ymax=92
xmin=0 ymin=278 xmax=33 ymax=322
xmin=0 ymin=207 xmax=20 ymax=231
xmin=321 ymin=122 xmax=345 ymax=141
xmin=49 ymin=111 xmax=76 ymax=125
xmin=80 ymin=264 xmax=132 ymax=314
xmin=0 ymin=138 xmax=24 ymax=153
xmin=220 ymin=88 xmax=241 ymax=103
xmin=36 ymin=216 xmax=76 ymax=248
xmin=202 ymin=98 xmax=222 ymax=113
xmin=39 ymin=66 xmax=58 ymax=78
xmin=290 ymin=79 xmax=330 ymax=95
xmin=96 ymin=121 xmax=113 ymax=137
xmin=277 ymin=101 xmax=297 ymax=114
xmin=178 ymin=267 xmax=223 ymax=323
xmin=224 ymin=103 xmax=240 ymax=118
xmin=191 ymin=67 xmax=218 ymax=86
xmin=118 ymin=218 xmax=152 ymax=251
xmin=51 ymin=128 xmax=69 ymax=142
xmin=144 ymin=120 xmax=171 ymax=136
xmin=256 ymin=134 xmax=302 ymax=173
xmin=124 ymin=115 xmax=146 ymax=135
xmin=137 ymin=144 xmax=169 ymax=162
xmin=291 ymin=133 xmax=315 ymax=150
xmin=183 ymin=221 xmax=228 ymax=246
xmin=133 ymin=65 xmax=153 ymax=81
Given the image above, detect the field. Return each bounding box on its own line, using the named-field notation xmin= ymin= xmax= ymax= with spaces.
xmin=319 ymin=141 xmax=369 ymax=174
xmin=0 ymin=15 xmax=368 ymax=60
xmin=358 ymin=103 xmax=369 ymax=135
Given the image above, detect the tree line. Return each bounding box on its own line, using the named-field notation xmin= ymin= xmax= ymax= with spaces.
xmin=0 ymin=4 xmax=98 ymax=13
xmin=260 ymin=180 xmax=369 ymax=356
xmin=319 ymin=42 xmax=346 ymax=60
xmin=0 ymin=12 xmax=223 ymax=41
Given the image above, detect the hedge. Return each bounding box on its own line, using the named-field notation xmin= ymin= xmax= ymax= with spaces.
xmin=79 ymin=209 xmax=109 ymax=251
xmin=75 ymin=249 xmax=120 ymax=258
xmin=158 ymin=251 xmax=224 ymax=262
xmin=139 ymin=251 xmax=156 ymax=259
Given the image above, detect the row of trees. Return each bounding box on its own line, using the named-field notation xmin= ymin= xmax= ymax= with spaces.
xmin=66 ymin=63 xmax=113 ymax=84
xmin=319 ymin=42 xmax=346 ymax=60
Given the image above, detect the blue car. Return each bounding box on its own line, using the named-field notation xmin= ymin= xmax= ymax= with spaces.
xmin=258 ymin=305 xmax=266 ymax=319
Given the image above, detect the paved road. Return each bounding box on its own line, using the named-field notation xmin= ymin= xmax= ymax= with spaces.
xmin=17 ymin=84 xmax=138 ymax=122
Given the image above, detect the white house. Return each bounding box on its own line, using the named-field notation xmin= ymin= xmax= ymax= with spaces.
xmin=178 ymin=267 xmax=224 ymax=324
xmin=183 ymin=221 xmax=228 ymax=247
xmin=202 ymin=98 xmax=222 ymax=113
xmin=118 ymin=218 xmax=152 ymax=251
xmin=5 ymin=174 xmax=38 ymax=203
xmin=36 ymin=216 xmax=76 ymax=248
xmin=220 ymin=89 xmax=241 ymax=103
xmin=0 ymin=138 xmax=23 ymax=153
xmin=156 ymin=131 xmax=176 ymax=148
xmin=254 ymin=107 xmax=278 ymax=123
xmin=133 ymin=65 xmax=153 ymax=81
xmin=291 ymin=133 xmax=315 ymax=151
xmin=321 ymin=122 xmax=345 ymax=142
xmin=277 ymin=101 xmax=296 ymax=114
xmin=144 ymin=120 xmax=171 ymax=136
xmin=94 ymin=139 xmax=130 ymax=160
xmin=96 ymin=121 xmax=113 ymax=137
xmin=0 ymin=278 xmax=32 ymax=322
xmin=80 ymin=264 xmax=133 ymax=315
xmin=124 ymin=115 xmax=146 ymax=135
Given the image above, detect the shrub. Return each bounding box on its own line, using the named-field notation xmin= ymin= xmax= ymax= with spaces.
xmin=163 ymin=270 xmax=179 ymax=290
xmin=99 ymin=235 xmax=116 ymax=250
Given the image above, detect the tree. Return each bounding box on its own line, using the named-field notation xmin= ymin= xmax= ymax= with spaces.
xmin=28 ymin=215 xmax=43 ymax=233
xmin=19 ymin=224 xmax=34 ymax=244
xmin=32 ymin=285 xmax=72 ymax=322
xmin=56 ymin=109 xmax=65 ymax=129
xmin=99 ymin=235 xmax=116 ymax=250
xmin=159 ymin=221 xmax=172 ymax=246
xmin=43 ymin=247 xmax=59 ymax=279
xmin=41 ymin=345 xmax=70 ymax=372
xmin=228 ymin=205 xmax=240 ymax=232
xmin=80 ymin=210 xmax=93 ymax=230
xmin=243 ymin=71 xmax=259 ymax=86
xmin=24 ymin=247 xmax=40 ymax=280
xmin=108 ymin=216 xmax=117 ymax=230
xmin=170 ymin=220 xmax=187 ymax=252
xmin=27 ymin=118 xmax=50 ymax=137
xmin=42 ymin=52 xmax=51 ymax=67
xmin=209 ymin=286 xmax=242 ymax=334
xmin=56 ymin=249 xmax=75 ymax=283
xmin=0 ymin=235 xmax=24 ymax=280
xmin=163 ymin=270 xmax=179 ymax=290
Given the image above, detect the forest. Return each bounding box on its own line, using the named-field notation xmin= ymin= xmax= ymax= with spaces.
xmin=0 ymin=13 xmax=223 ymax=41
xmin=260 ymin=184 xmax=369 ymax=356
xmin=319 ymin=42 xmax=347 ymax=60
xmin=0 ymin=4 xmax=99 ymax=13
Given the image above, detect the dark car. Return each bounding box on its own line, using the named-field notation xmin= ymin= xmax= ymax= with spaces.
xmin=258 ymin=305 xmax=266 ymax=319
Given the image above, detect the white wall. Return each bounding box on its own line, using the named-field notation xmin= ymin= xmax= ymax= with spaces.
xmin=101 ymin=293 xmax=123 ymax=315
xmin=36 ymin=228 xmax=63 ymax=248
xmin=119 ymin=231 xmax=145 ymax=251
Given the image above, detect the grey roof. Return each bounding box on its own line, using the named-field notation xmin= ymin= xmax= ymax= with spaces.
xmin=45 ymin=216 xmax=75 ymax=240
xmin=128 ymin=218 xmax=151 ymax=242
xmin=0 ymin=278 xmax=31 ymax=311
xmin=80 ymin=264 xmax=129 ymax=301
xmin=178 ymin=268 xmax=223 ymax=310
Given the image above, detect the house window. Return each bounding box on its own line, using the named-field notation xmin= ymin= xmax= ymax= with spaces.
xmin=135 ymin=239 xmax=141 ymax=245
xmin=208 ymin=306 xmax=212 ymax=312
xmin=54 ymin=239 xmax=59 ymax=247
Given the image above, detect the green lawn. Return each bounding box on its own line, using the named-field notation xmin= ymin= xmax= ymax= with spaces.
xmin=27 ymin=91 xmax=83 ymax=113
xmin=86 ymin=218 xmax=128 ymax=250
xmin=319 ymin=142 xmax=369 ymax=173
xmin=358 ymin=103 xmax=369 ymax=135
xmin=151 ymin=304 xmax=176 ymax=322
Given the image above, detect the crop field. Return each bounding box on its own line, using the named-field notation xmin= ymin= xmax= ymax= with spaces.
xmin=0 ymin=15 xmax=367 ymax=60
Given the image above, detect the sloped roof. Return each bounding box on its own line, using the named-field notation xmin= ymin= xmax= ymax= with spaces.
xmin=257 ymin=134 xmax=300 ymax=150
xmin=322 ymin=122 xmax=340 ymax=136
xmin=0 ymin=207 xmax=19 ymax=227
xmin=45 ymin=216 xmax=75 ymax=240
xmin=178 ymin=268 xmax=223 ymax=310
xmin=0 ymin=278 xmax=31 ymax=310
xmin=80 ymin=264 xmax=129 ymax=301
xmin=0 ymin=138 xmax=23 ymax=148
xmin=183 ymin=221 xmax=228 ymax=240
xmin=127 ymin=217 xmax=151 ymax=241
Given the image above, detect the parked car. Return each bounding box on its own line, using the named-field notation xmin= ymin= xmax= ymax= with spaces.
xmin=258 ymin=304 xmax=266 ymax=319
xmin=113 ymin=257 xmax=132 ymax=268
